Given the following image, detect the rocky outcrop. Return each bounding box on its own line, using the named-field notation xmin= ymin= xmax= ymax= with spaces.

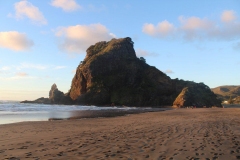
xmin=21 ymin=84 xmax=72 ymax=105
xmin=173 ymin=82 xmax=222 ymax=108
xmin=68 ymin=37 xmax=174 ymax=106
xmin=21 ymin=37 xmax=222 ymax=107
xmin=48 ymin=83 xmax=72 ymax=104
xmin=21 ymin=97 xmax=51 ymax=104
xmin=67 ymin=37 xmax=221 ymax=107
xmin=49 ymin=84 xmax=64 ymax=104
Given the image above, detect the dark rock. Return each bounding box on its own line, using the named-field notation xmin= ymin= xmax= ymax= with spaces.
xmin=68 ymin=37 xmax=174 ymax=106
xmin=22 ymin=37 xmax=222 ymax=107
xmin=49 ymin=84 xmax=73 ymax=104
xmin=21 ymin=97 xmax=51 ymax=104
xmin=173 ymin=83 xmax=222 ymax=108
xmin=49 ymin=83 xmax=64 ymax=104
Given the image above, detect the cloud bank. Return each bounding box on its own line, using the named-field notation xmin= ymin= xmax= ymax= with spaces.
xmin=14 ymin=0 xmax=47 ymax=25
xmin=143 ymin=10 xmax=240 ymax=41
xmin=0 ymin=31 xmax=33 ymax=51
xmin=56 ymin=24 xmax=115 ymax=53
xmin=143 ymin=20 xmax=175 ymax=38
xmin=51 ymin=0 xmax=81 ymax=12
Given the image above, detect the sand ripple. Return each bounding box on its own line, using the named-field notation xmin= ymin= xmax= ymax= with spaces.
xmin=1 ymin=108 xmax=240 ymax=159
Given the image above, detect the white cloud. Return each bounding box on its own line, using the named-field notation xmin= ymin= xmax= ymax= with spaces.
xmin=165 ymin=70 xmax=174 ymax=74
xmin=0 ymin=66 xmax=11 ymax=71
xmin=136 ymin=49 xmax=158 ymax=57
xmin=55 ymin=24 xmax=115 ymax=53
xmin=0 ymin=72 xmax=35 ymax=80
xmin=143 ymin=20 xmax=175 ymax=37
xmin=178 ymin=16 xmax=214 ymax=40
xmin=51 ymin=0 xmax=81 ymax=12
xmin=179 ymin=16 xmax=213 ymax=30
xmin=13 ymin=63 xmax=68 ymax=71
xmin=143 ymin=10 xmax=240 ymax=41
xmin=53 ymin=66 xmax=66 ymax=70
xmin=221 ymin=10 xmax=236 ymax=23
xmin=14 ymin=0 xmax=47 ymax=25
xmin=0 ymin=31 xmax=33 ymax=51
xmin=16 ymin=63 xmax=48 ymax=70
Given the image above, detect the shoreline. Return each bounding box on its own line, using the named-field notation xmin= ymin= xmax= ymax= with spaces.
xmin=0 ymin=106 xmax=172 ymax=125
xmin=48 ymin=108 xmax=171 ymax=121
xmin=1 ymin=108 xmax=240 ymax=159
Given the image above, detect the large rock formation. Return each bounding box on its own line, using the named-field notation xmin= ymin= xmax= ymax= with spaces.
xmin=21 ymin=37 xmax=222 ymax=107
xmin=67 ymin=37 xmax=221 ymax=107
xmin=69 ymin=37 xmax=174 ymax=106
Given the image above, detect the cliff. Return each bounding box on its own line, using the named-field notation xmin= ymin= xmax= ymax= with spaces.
xmin=67 ymin=37 xmax=221 ymax=107
xmin=69 ymin=37 xmax=174 ymax=106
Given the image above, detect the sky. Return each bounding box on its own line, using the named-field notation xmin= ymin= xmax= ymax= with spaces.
xmin=0 ymin=0 xmax=240 ymax=101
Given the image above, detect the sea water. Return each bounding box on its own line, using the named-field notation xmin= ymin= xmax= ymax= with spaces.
xmin=0 ymin=101 xmax=137 ymax=125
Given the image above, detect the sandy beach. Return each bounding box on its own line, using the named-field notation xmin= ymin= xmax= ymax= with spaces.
xmin=1 ymin=108 xmax=240 ymax=160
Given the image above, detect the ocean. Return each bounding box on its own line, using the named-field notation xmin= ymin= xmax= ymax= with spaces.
xmin=0 ymin=101 xmax=141 ymax=125
xmin=2 ymin=101 xmax=233 ymax=125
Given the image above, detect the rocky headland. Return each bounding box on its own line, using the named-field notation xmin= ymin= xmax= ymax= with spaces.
xmin=22 ymin=37 xmax=222 ymax=108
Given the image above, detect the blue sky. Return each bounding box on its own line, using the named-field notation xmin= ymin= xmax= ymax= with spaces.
xmin=0 ymin=0 xmax=240 ymax=100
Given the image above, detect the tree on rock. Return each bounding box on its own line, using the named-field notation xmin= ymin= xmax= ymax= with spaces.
xmin=139 ymin=57 xmax=146 ymax=63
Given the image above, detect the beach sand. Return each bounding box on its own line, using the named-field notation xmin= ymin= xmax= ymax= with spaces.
xmin=1 ymin=108 xmax=240 ymax=160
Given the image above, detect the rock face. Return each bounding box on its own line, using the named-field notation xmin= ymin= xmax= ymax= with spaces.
xmin=173 ymin=81 xmax=222 ymax=108
xmin=21 ymin=37 xmax=222 ymax=107
xmin=21 ymin=84 xmax=72 ymax=105
xmin=49 ymin=83 xmax=64 ymax=103
xmin=67 ymin=37 xmax=221 ymax=107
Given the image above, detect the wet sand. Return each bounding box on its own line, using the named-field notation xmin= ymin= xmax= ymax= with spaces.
xmin=48 ymin=108 xmax=169 ymax=120
xmin=1 ymin=108 xmax=240 ymax=159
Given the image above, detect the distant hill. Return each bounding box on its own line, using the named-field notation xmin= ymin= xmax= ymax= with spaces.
xmin=211 ymin=85 xmax=240 ymax=102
